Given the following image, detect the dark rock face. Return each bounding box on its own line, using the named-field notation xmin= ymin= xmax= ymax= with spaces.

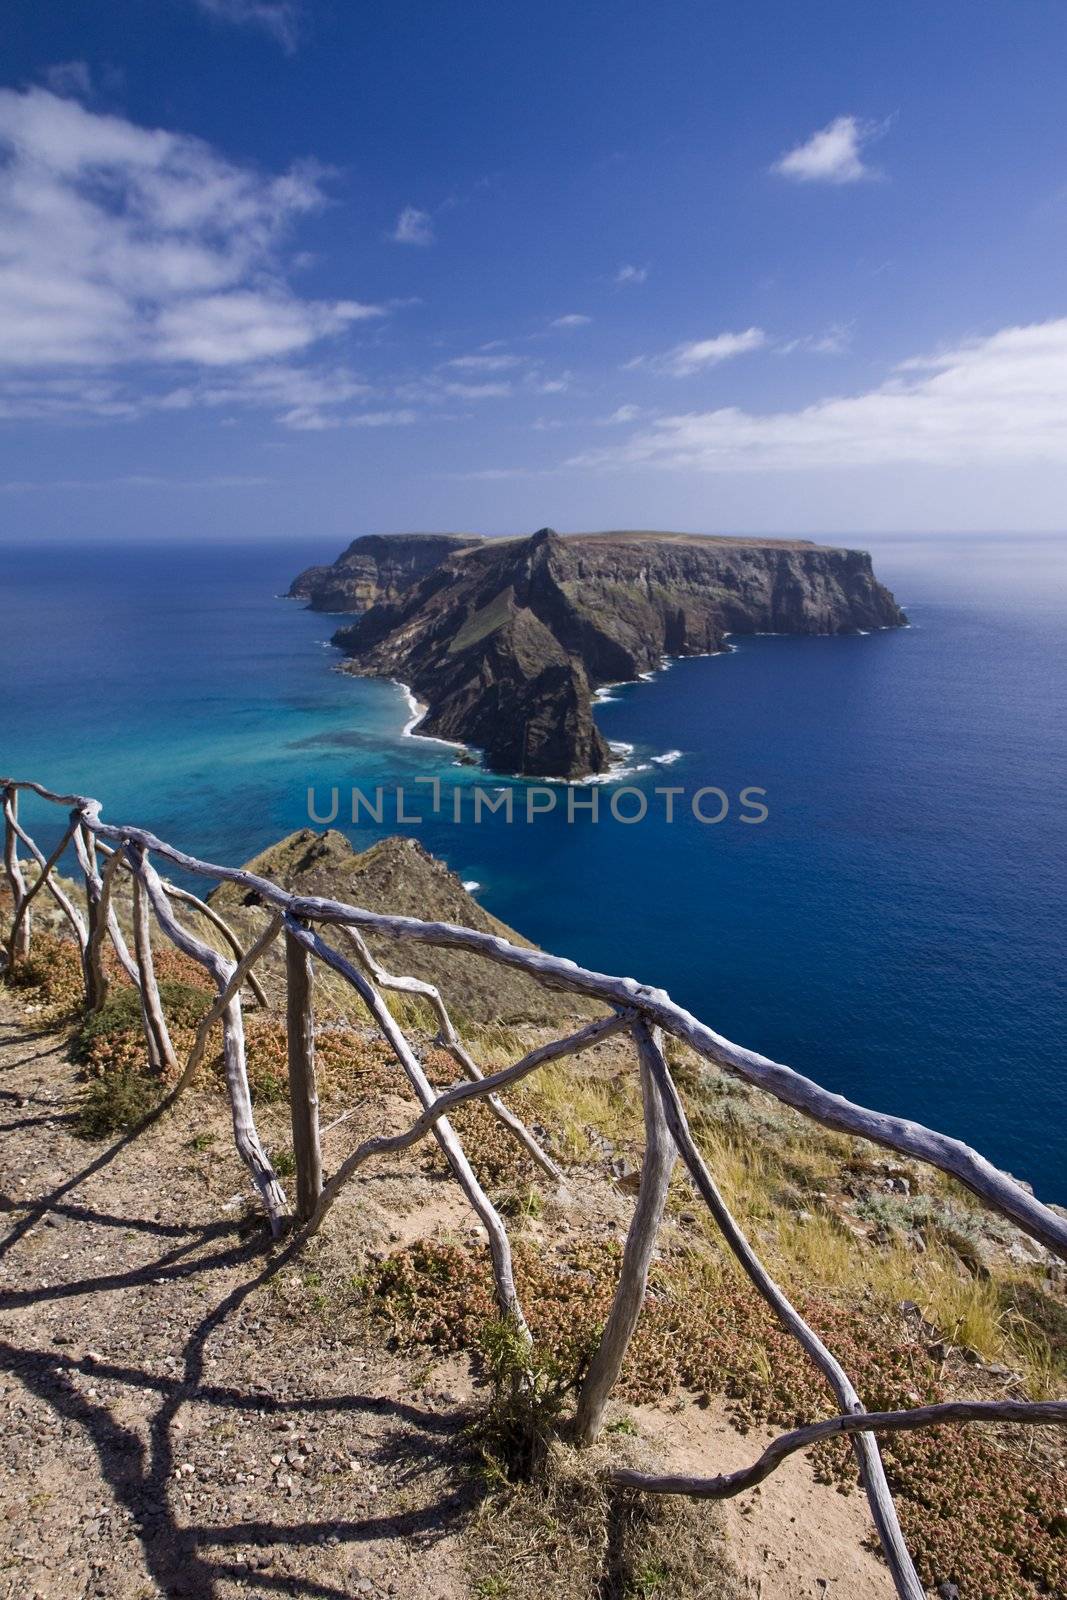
xmin=292 ymin=528 xmax=906 ymax=779
xmin=288 ymin=533 xmax=484 ymax=612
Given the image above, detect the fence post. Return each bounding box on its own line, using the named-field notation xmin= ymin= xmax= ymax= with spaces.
xmin=2 ymin=786 xmax=31 ymax=963
xmin=575 ymin=1022 xmax=676 ymax=1444
xmin=286 ymin=922 xmax=323 ymax=1222
xmin=74 ymin=821 xmax=109 ymax=1010
xmin=129 ymin=847 xmax=177 ymax=1076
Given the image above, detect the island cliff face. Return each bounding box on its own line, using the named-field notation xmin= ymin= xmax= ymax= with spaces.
xmin=291 ymin=529 xmax=905 ymax=778
xmin=289 ymin=533 xmax=482 ymax=611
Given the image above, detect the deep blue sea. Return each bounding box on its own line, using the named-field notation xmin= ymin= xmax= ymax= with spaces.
xmin=1 ymin=535 xmax=1064 ymax=1200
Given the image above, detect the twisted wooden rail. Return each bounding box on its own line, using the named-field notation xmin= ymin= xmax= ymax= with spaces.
xmin=2 ymin=778 xmax=1064 ymax=1598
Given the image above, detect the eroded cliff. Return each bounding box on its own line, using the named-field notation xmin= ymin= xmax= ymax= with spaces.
xmin=292 ymin=528 xmax=905 ymax=778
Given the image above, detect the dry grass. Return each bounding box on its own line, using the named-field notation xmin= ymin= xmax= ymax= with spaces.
xmin=519 ymin=1045 xmax=1066 ymax=1394
xmin=465 ymin=1436 xmax=737 ymax=1600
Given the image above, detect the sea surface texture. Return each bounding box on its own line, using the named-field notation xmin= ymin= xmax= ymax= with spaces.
xmin=1 ymin=535 xmax=1064 ymax=1199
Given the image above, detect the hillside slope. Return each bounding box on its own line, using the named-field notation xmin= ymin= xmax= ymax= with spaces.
xmin=209 ymin=828 xmax=601 ymax=1027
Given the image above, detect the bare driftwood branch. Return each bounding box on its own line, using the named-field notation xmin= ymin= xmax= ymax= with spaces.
xmin=340 ymin=925 xmax=566 ymax=1185
xmin=6 ymin=818 xmax=76 ymax=970
xmin=97 ymin=838 xmax=270 ymax=1009
xmin=305 ymin=1010 xmax=631 ymax=1235
xmin=2 ymin=805 xmax=87 ymax=953
xmin=632 ymin=1016 xmax=924 ymax=1600
xmin=128 ymin=849 xmax=288 ymax=1235
xmin=575 ymin=1023 xmax=676 ymax=1446
xmin=72 ymin=820 xmax=139 ymax=994
xmin=161 ymin=879 xmax=269 ymax=1008
xmin=284 ymin=915 xmax=530 ymax=1338
xmin=131 ymin=862 xmax=177 ymax=1075
xmin=3 ymin=785 xmax=1053 ymax=1257
xmin=2 ymin=786 xmax=32 ymax=962
xmin=286 ymin=925 xmax=323 ymax=1222
xmin=176 ymin=914 xmax=283 ymax=1097
xmin=84 ymin=842 xmax=128 ymax=1013
xmin=609 ymin=1399 xmax=1067 ymax=1498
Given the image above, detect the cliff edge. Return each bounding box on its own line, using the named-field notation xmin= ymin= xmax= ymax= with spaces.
xmin=291 ymin=528 xmax=905 ymax=778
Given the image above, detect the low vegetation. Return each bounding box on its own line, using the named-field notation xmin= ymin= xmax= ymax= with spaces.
xmin=464 ymin=1434 xmax=737 ymax=1600
xmin=4 ymin=924 xmax=1064 ymax=1598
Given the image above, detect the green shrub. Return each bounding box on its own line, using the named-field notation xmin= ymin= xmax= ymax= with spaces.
xmin=76 ymin=1065 xmax=161 ymax=1138
xmin=73 ymin=979 xmax=210 ymax=1060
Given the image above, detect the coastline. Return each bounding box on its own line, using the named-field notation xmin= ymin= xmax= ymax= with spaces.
xmin=393 ymin=678 xmax=471 ymax=753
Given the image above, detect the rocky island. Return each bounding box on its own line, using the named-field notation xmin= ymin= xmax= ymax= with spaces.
xmin=289 ymin=529 xmax=906 ymax=778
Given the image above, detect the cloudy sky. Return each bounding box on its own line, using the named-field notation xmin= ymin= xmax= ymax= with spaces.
xmin=4 ymin=0 xmax=1067 ymax=541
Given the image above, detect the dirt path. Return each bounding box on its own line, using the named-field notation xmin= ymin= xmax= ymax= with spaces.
xmin=0 ymin=996 xmax=909 ymax=1599
xmin=0 ymin=1000 xmax=474 ymax=1600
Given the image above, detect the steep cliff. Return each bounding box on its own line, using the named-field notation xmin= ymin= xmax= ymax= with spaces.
xmin=293 ymin=528 xmax=905 ymax=778
xmin=289 ymin=533 xmax=484 ymax=611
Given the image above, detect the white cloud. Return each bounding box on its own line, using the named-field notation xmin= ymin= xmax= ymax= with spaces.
xmin=777 ymin=323 xmax=853 ymax=356
xmin=188 ymin=0 xmax=300 ymax=51
xmin=614 ymin=263 xmax=648 ymax=286
xmin=0 ymin=376 xmax=142 ymax=422
xmin=601 ymin=403 xmax=643 ymax=424
xmin=346 ymin=409 xmax=417 ymax=427
xmin=0 ymin=361 xmax=379 ymax=428
xmin=0 ymin=87 xmax=386 ymax=418
xmin=441 ymin=380 xmax=512 ymax=399
xmin=526 ymin=371 xmax=572 ymax=394
xmin=569 ymin=319 xmax=1067 ymax=473
xmin=550 ymin=313 xmax=591 ymax=328
xmin=390 ymin=205 xmax=434 ymax=245
xmin=155 ymin=291 xmax=379 ymax=366
xmin=44 ymin=61 xmax=94 ymax=99
xmin=771 ymin=115 xmax=883 ymax=185
xmin=638 ymin=327 xmax=767 ymax=376
xmin=444 ymin=353 xmax=523 ymax=371
xmin=179 ymin=364 xmax=372 ymax=412
xmin=280 ymin=405 xmax=417 ymax=431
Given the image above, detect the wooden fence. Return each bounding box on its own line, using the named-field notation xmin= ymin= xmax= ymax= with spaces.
xmin=2 ymin=776 xmax=1065 ymax=1599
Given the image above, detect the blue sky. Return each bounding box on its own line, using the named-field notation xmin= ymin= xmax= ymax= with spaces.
xmin=3 ymin=0 xmax=1067 ymax=541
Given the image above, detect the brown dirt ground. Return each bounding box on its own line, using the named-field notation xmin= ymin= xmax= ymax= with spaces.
xmin=0 ymin=993 xmax=909 ymax=1599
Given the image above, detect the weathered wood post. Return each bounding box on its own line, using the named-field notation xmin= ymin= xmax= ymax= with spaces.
xmin=74 ymin=820 xmax=110 ymax=1011
xmin=574 ymin=1021 xmax=676 ymax=1444
xmin=2 ymin=785 xmax=31 ymax=963
xmin=130 ymin=848 xmax=178 ymax=1076
xmin=286 ymin=921 xmax=323 ymax=1222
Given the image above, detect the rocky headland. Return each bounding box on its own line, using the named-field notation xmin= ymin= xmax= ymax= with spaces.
xmin=289 ymin=528 xmax=906 ymax=779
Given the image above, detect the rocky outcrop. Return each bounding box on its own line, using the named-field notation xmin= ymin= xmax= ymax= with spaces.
xmin=291 ymin=528 xmax=905 ymax=779
xmin=209 ymin=828 xmax=599 ymax=1025
xmin=288 ymin=534 xmax=483 ymax=612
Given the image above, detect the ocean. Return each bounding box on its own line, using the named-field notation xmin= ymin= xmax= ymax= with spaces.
xmin=1 ymin=534 xmax=1064 ymax=1200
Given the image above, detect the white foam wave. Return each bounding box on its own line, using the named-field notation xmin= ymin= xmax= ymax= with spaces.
xmin=394 ymin=680 xmax=468 ymax=749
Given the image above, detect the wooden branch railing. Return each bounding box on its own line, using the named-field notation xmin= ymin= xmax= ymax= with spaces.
xmin=2 ymin=778 xmax=1064 ymax=1598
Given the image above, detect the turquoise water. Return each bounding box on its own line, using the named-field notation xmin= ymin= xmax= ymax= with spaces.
xmin=1 ymin=536 xmax=1064 ymax=1199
